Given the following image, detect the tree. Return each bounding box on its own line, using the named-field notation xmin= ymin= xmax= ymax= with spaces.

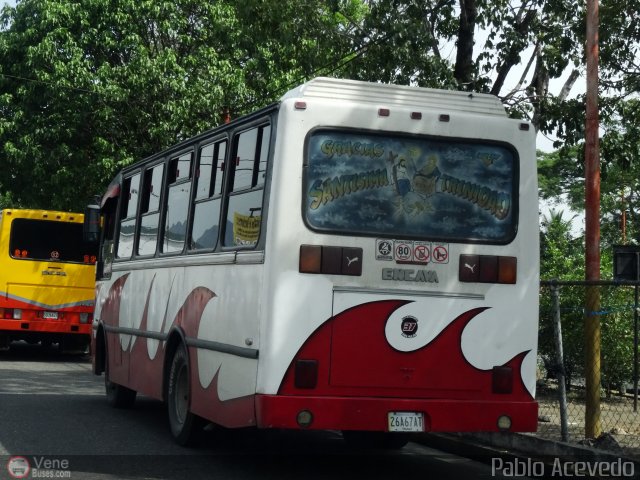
xmin=538 ymin=97 xmax=640 ymax=248
xmin=342 ymin=0 xmax=585 ymax=133
xmin=0 ymin=0 xmax=363 ymax=210
xmin=539 ymin=209 xmax=584 ymax=385
xmin=1 ymin=0 xmax=638 ymax=211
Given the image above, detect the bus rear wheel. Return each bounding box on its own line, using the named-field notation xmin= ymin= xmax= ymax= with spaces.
xmin=104 ymin=338 xmax=136 ymax=408
xmin=105 ymin=373 xmax=137 ymax=408
xmin=167 ymin=343 xmax=203 ymax=446
xmin=342 ymin=431 xmax=409 ymax=450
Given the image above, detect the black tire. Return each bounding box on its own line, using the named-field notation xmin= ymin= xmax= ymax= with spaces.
xmin=342 ymin=430 xmax=409 ymax=450
xmin=61 ymin=336 xmax=90 ymax=355
xmin=104 ymin=336 xmax=136 ymax=408
xmin=167 ymin=343 xmax=203 ymax=446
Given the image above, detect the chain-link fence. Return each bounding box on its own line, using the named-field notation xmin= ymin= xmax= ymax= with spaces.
xmin=538 ymin=281 xmax=640 ymax=458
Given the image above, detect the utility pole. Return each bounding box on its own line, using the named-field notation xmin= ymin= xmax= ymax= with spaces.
xmin=622 ymin=191 xmax=627 ymax=244
xmin=584 ymin=0 xmax=601 ymax=439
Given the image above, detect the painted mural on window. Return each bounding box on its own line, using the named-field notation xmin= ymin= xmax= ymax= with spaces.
xmin=305 ymin=131 xmax=517 ymax=242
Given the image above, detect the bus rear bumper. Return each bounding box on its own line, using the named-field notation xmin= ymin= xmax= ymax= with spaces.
xmin=0 ymin=319 xmax=92 ymax=335
xmin=255 ymin=394 xmax=538 ymax=432
xmin=0 ymin=319 xmax=91 ymax=349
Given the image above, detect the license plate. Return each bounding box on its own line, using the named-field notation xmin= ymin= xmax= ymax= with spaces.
xmin=388 ymin=411 xmax=424 ymax=432
xmin=42 ymin=311 xmax=59 ymax=320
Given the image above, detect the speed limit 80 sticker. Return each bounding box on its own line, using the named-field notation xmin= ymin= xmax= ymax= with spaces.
xmin=394 ymin=240 xmax=413 ymax=263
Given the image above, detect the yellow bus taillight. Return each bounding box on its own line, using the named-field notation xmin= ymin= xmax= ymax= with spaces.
xmin=0 ymin=308 xmax=21 ymax=319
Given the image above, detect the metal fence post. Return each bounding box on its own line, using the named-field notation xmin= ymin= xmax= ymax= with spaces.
xmin=551 ymin=283 xmax=569 ymax=442
xmin=635 ymin=285 xmax=638 ymax=412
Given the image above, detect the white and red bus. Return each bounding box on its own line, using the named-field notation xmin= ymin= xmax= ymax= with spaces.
xmin=88 ymin=77 xmax=539 ymax=447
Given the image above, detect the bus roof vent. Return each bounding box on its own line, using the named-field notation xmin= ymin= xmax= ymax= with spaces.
xmin=281 ymin=77 xmax=507 ymax=117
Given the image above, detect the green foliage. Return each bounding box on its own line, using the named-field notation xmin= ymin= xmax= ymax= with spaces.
xmin=540 ymin=209 xmax=583 ymax=280
xmin=341 ymin=0 xmax=458 ymax=89
xmin=539 ymin=211 xmax=584 ymax=385
xmin=0 ymin=0 xmax=362 ymax=210
xmin=1 ymin=0 xmax=637 ymax=211
xmin=539 ymin=98 xmax=640 ymax=249
xmin=539 ymin=211 xmax=637 ymax=393
xmin=537 ymin=147 xmax=584 ymax=208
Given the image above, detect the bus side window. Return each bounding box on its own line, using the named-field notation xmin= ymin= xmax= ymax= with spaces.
xmin=99 ymin=197 xmax=117 ymax=278
xmin=116 ymin=173 xmax=140 ymax=259
xmin=161 ymin=152 xmax=192 ymax=254
xmin=190 ymin=140 xmax=226 ymax=251
xmin=138 ymin=163 xmax=164 ymax=256
xmin=223 ymin=124 xmax=270 ymax=248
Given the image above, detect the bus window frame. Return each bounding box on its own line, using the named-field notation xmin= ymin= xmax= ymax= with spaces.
xmin=220 ymin=121 xmax=272 ymax=251
xmin=8 ymin=217 xmax=98 ymax=265
xmin=115 ymin=171 xmax=142 ymax=260
xmin=301 ymin=126 xmax=521 ymax=246
xmin=97 ymin=195 xmax=118 ymax=280
xmin=137 ymin=160 xmax=166 ymax=258
xmin=188 ymin=135 xmax=229 ymax=253
xmin=108 ymin=107 xmax=277 ymax=264
xmin=159 ymin=149 xmax=195 ymax=257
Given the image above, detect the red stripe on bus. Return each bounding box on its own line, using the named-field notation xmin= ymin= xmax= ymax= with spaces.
xmin=279 ymin=301 xmax=533 ymax=402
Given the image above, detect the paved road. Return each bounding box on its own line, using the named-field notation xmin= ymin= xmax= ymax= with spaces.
xmin=0 ymin=343 xmax=510 ymax=480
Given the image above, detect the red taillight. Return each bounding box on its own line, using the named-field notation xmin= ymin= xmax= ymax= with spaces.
xmin=459 ymin=254 xmax=517 ymax=284
xmin=498 ymin=256 xmax=517 ymax=284
xmin=0 ymin=308 xmax=21 ymax=319
xmin=299 ymin=245 xmax=362 ymax=276
xmin=294 ymin=359 xmax=318 ymax=389
xmin=299 ymin=245 xmax=322 ymax=273
xmin=492 ymin=366 xmax=513 ymax=394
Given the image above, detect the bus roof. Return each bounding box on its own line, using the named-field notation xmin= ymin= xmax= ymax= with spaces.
xmin=281 ymin=77 xmax=507 ymax=117
xmin=0 ymin=209 xmax=83 ymax=222
xmin=103 ymin=77 xmax=510 ymax=206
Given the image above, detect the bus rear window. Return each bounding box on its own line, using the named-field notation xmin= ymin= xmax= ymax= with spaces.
xmin=304 ymin=130 xmax=518 ymax=243
xmin=10 ymin=219 xmax=98 ymax=263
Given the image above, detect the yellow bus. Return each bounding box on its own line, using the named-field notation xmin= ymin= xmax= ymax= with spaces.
xmin=0 ymin=209 xmax=97 ymax=352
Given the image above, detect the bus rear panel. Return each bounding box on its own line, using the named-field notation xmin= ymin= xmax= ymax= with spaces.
xmin=256 ymin=80 xmax=538 ymax=434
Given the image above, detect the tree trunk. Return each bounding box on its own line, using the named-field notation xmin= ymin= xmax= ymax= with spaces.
xmin=454 ymin=0 xmax=476 ymax=89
